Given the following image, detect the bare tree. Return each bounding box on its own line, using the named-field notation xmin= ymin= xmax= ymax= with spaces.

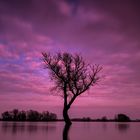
xmin=42 ymin=52 xmax=102 ymax=125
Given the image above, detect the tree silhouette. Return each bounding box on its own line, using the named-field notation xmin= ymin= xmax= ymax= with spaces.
xmin=17 ymin=110 xmax=26 ymax=121
xmin=27 ymin=110 xmax=41 ymax=121
xmin=12 ymin=109 xmax=19 ymax=121
xmin=41 ymin=111 xmax=57 ymax=121
xmin=115 ymin=114 xmax=131 ymax=122
xmin=42 ymin=52 xmax=102 ymax=125
xmin=2 ymin=111 xmax=12 ymax=121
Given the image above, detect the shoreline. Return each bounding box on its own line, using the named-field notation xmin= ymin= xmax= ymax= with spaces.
xmin=0 ymin=119 xmax=140 ymax=122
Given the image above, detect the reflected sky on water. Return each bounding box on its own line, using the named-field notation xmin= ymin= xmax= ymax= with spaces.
xmin=0 ymin=122 xmax=140 ymax=140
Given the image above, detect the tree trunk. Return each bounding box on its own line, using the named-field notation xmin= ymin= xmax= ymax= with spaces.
xmin=63 ymin=107 xmax=72 ymax=125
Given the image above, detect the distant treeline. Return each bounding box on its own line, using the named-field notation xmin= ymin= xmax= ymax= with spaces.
xmin=72 ymin=114 xmax=139 ymax=122
xmin=1 ymin=111 xmax=139 ymax=122
xmin=1 ymin=109 xmax=57 ymax=121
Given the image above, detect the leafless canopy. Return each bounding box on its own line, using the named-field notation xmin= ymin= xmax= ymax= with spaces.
xmin=42 ymin=52 xmax=102 ymax=108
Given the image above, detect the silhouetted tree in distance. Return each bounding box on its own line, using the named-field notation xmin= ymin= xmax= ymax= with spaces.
xmin=27 ymin=110 xmax=41 ymax=121
xmin=41 ymin=111 xmax=57 ymax=121
xmin=41 ymin=111 xmax=50 ymax=121
xmin=42 ymin=52 xmax=102 ymax=125
xmin=2 ymin=111 xmax=12 ymax=121
xmin=115 ymin=114 xmax=131 ymax=122
xmin=12 ymin=109 xmax=19 ymax=121
xmin=17 ymin=110 xmax=26 ymax=121
xmin=101 ymin=116 xmax=108 ymax=121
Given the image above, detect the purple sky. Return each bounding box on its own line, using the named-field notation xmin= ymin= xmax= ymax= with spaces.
xmin=0 ymin=0 xmax=140 ymax=119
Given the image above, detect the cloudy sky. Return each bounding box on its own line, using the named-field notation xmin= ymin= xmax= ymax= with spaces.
xmin=0 ymin=0 xmax=140 ymax=119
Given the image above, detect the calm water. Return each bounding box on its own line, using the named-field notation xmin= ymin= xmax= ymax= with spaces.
xmin=0 ymin=121 xmax=140 ymax=140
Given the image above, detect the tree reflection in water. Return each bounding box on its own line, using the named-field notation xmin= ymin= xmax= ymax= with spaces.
xmin=116 ymin=123 xmax=130 ymax=132
xmin=1 ymin=122 xmax=56 ymax=135
xmin=63 ymin=124 xmax=71 ymax=140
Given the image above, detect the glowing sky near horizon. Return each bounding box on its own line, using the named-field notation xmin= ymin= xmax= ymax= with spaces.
xmin=0 ymin=0 xmax=140 ymax=119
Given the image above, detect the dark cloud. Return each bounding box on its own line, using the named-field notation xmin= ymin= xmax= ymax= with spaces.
xmin=0 ymin=0 xmax=140 ymax=42
xmin=80 ymin=0 xmax=140 ymax=38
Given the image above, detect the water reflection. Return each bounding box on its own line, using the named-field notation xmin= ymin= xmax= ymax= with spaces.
xmin=63 ymin=124 xmax=71 ymax=140
xmin=102 ymin=122 xmax=107 ymax=131
xmin=116 ymin=123 xmax=130 ymax=132
xmin=0 ymin=122 xmax=135 ymax=140
xmin=62 ymin=122 xmax=130 ymax=140
xmin=1 ymin=122 xmax=56 ymax=135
